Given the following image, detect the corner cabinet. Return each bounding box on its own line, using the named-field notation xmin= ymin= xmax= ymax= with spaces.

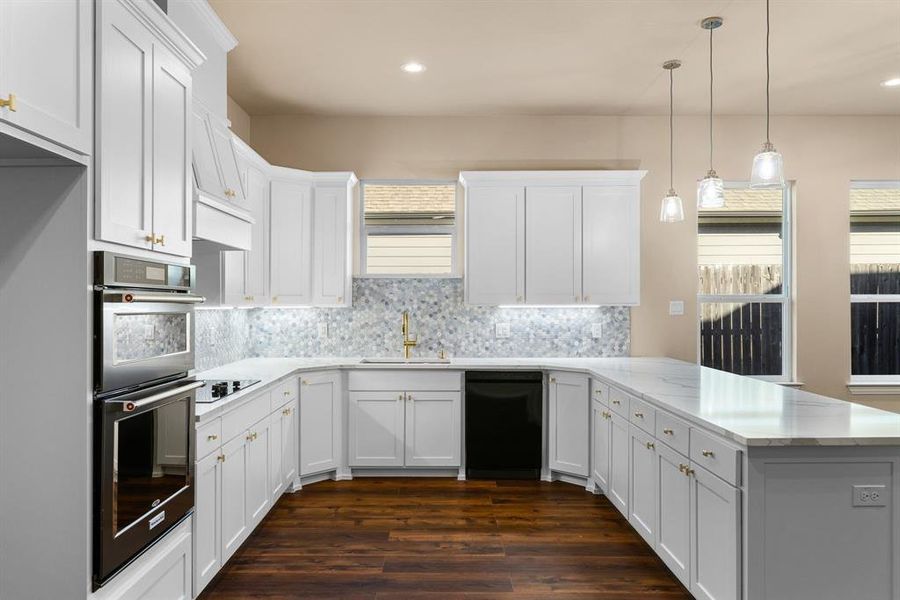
xmin=0 ymin=0 xmax=93 ymax=154
xmin=95 ymin=0 xmax=203 ymax=258
xmin=547 ymin=371 xmax=589 ymax=477
xmin=459 ymin=171 xmax=645 ymax=306
xmin=299 ymin=371 xmax=343 ymax=476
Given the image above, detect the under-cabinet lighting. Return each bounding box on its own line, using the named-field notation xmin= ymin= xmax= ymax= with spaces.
xmin=498 ymin=305 xmax=602 ymax=309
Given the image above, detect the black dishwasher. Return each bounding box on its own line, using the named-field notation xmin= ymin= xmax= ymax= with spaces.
xmin=465 ymin=371 xmax=542 ymax=479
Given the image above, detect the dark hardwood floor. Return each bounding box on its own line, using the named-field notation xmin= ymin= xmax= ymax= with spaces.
xmin=200 ymin=478 xmax=691 ymax=599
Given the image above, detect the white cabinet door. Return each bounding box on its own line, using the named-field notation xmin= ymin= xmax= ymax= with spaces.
xmin=193 ymin=450 xmax=221 ymax=596
xmin=591 ymin=400 xmax=611 ymax=492
xmin=280 ymin=399 xmax=299 ymax=487
xmin=220 ymin=434 xmax=249 ymax=562
xmin=548 ymin=371 xmax=589 ymax=477
xmin=465 ymin=186 xmax=525 ymax=305
xmin=525 ymin=186 xmax=582 ymax=304
xmin=349 ymin=391 xmax=405 ymax=467
xmin=191 ymin=106 xmax=224 ymax=199
xmin=404 ymin=391 xmax=461 ymax=467
xmin=582 ymin=185 xmax=640 ymax=305
xmin=300 ymin=372 xmax=341 ymax=475
xmin=221 ymin=250 xmax=247 ymax=306
xmin=0 ymin=0 xmax=92 ymax=153
xmin=691 ymin=465 xmax=741 ymax=600
xmin=608 ymin=410 xmax=630 ymax=516
xmin=629 ymin=424 xmax=657 ymax=546
xmin=312 ymin=186 xmax=350 ymax=306
xmin=656 ymin=443 xmax=691 ymax=588
xmin=150 ymin=44 xmax=192 ymax=257
xmin=246 ymin=418 xmax=271 ymax=528
xmin=268 ymin=408 xmax=285 ymax=499
xmin=210 ymin=118 xmax=246 ymax=205
xmin=96 ymin=0 xmax=153 ymax=250
xmin=243 ymin=166 xmax=269 ymax=305
xmin=270 ymin=180 xmax=313 ymax=305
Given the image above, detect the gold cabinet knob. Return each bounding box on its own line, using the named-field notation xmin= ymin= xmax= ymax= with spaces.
xmin=549 ymin=377 xmax=556 ymax=384
xmin=701 ymin=450 xmax=715 ymax=458
xmin=246 ymin=433 xmax=252 ymax=441
xmin=408 ymin=394 xmax=414 ymax=402
xmin=517 ymin=296 xmax=523 ymax=302
xmin=156 ymin=234 xmax=166 ymax=246
xmin=272 ymin=296 xmax=278 ymax=303
xmin=678 ymin=463 xmax=688 ymax=473
xmin=217 ymin=454 xmax=225 ymax=462
xmin=282 ymin=408 xmax=291 ymax=415
xmin=646 ymin=441 xmax=655 ymax=450
xmin=283 ymin=390 xmax=290 ymax=396
xmin=663 ymin=428 xmax=674 ymax=435
xmin=207 ymin=434 xmax=218 ymax=441
xmin=302 ymin=379 xmax=309 ymax=385
xmin=398 ymin=393 xmax=404 ymax=401
xmin=0 ymin=93 xmax=16 ymax=112
xmin=612 ymin=399 xmax=621 ymax=405
xmin=685 ymin=467 xmax=695 ymax=477
xmin=634 ymin=412 xmax=644 ymax=418
xmin=337 ymin=296 xmax=343 ymax=303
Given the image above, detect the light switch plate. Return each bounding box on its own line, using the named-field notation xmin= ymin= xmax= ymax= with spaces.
xmin=669 ymin=300 xmax=685 ymax=316
xmin=317 ymin=322 xmax=328 ymax=338
xmin=496 ymin=322 xmax=511 ymax=338
xmin=591 ymin=323 xmax=603 ymax=339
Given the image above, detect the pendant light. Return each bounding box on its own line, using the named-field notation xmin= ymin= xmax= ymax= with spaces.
xmin=660 ymin=59 xmax=684 ymax=223
xmin=697 ymin=16 xmax=725 ymax=209
xmin=749 ymin=0 xmax=785 ymax=188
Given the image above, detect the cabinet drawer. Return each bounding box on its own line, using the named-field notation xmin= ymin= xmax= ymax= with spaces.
xmin=590 ymin=379 xmax=609 ymax=406
xmin=196 ymin=418 xmax=222 ymax=460
xmin=221 ymin=391 xmax=271 ymax=443
xmin=348 ymin=370 xmax=462 ymax=391
xmin=628 ymin=396 xmax=656 ymax=435
xmin=272 ymin=378 xmax=298 ymax=410
xmin=608 ymin=386 xmax=630 ymax=417
xmin=656 ymin=411 xmax=690 ymax=457
xmin=690 ymin=428 xmax=742 ymax=486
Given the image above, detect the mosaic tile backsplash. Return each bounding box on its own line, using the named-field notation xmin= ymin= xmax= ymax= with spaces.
xmin=195 ymin=278 xmax=630 ymax=370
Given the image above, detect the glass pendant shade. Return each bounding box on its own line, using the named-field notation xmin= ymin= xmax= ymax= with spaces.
xmin=659 ymin=190 xmax=685 ymax=223
xmin=697 ymin=171 xmax=725 ymax=209
xmin=750 ymin=142 xmax=784 ymax=188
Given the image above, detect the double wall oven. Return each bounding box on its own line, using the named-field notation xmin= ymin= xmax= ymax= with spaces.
xmin=93 ymin=252 xmax=205 ymax=589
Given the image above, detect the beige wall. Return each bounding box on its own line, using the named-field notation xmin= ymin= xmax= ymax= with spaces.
xmin=248 ymin=114 xmax=900 ymax=408
xmin=227 ymin=96 xmax=251 ymax=142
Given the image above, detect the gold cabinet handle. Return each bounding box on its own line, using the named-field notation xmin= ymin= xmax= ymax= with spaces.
xmin=701 ymin=450 xmax=715 ymax=458
xmin=398 ymin=393 xmax=404 ymax=401
xmin=678 ymin=463 xmax=688 ymax=473
xmin=207 ymin=434 xmax=218 ymax=441
xmin=302 ymin=379 xmax=309 ymax=385
xmin=337 ymin=296 xmax=343 ymax=303
xmin=156 ymin=234 xmax=165 ymax=246
xmin=612 ymin=399 xmax=621 ymax=405
xmin=246 ymin=433 xmax=252 ymax=441
xmin=663 ymin=428 xmax=674 ymax=435
xmin=408 ymin=394 xmax=414 ymax=402
xmin=685 ymin=467 xmax=695 ymax=477
xmin=549 ymin=377 xmax=556 ymax=384
xmin=145 ymin=234 xmax=155 ymax=243
xmin=283 ymin=390 xmax=290 ymax=396
xmin=645 ymin=441 xmax=655 ymax=450
xmin=584 ymin=295 xmax=591 ymax=302
xmin=634 ymin=412 xmax=644 ymax=418
xmin=217 ymin=454 xmax=225 ymax=463
xmin=282 ymin=407 xmax=291 ymax=416
xmin=604 ymin=411 xmax=612 ymax=419
xmin=272 ymin=296 xmax=279 ymax=303
xmin=0 ymin=93 xmax=16 ymax=112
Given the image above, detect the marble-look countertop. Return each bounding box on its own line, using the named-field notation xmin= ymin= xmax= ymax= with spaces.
xmin=193 ymin=356 xmax=900 ymax=447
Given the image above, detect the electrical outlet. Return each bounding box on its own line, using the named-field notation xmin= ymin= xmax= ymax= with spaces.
xmin=495 ymin=322 xmax=511 ymax=338
xmin=669 ymin=300 xmax=685 ymax=316
xmin=591 ymin=323 xmax=603 ymax=339
xmin=144 ymin=324 xmax=155 ymax=340
xmin=317 ymin=322 xmax=328 ymax=338
xmin=853 ymin=485 xmax=887 ymax=507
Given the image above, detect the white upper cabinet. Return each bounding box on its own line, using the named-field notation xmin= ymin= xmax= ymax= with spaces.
xmin=243 ymin=165 xmax=269 ymax=305
xmin=270 ymin=179 xmax=313 ymax=305
xmin=210 ymin=116 xmax=246 ymax=205
xmin=460 ymin=171 xmax=645 ymax=306
xmin=0 ymin=0 xmax=93 ymax=154
xmin=312 ymin=182 xmax=353 ymax=306
xmin=191 ymin=102 xmax=246 ymax=207
xmin=465 ymin=186 xmax=525 ymax=305
xmin=95 ymin=0 xmax=203 ymax=257
xmin=525 ymin=186 xmax=582 ymax=305
xmin=582 ymin=185 xmax=640 ymax=305
xmin=191 ymin=105 xmax=221 ymax=197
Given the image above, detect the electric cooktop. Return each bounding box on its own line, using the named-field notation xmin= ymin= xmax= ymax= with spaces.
xmin=195 ymin=379 xmax=261 ymax=403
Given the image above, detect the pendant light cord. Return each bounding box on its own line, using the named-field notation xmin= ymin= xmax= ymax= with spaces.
xmin=669 ymin=67 xmax=674 ymax=190
xmin=708 ymin=26 xmax=714 ymax=172
xmin=765 ymin=0 xmax=771 ymax=144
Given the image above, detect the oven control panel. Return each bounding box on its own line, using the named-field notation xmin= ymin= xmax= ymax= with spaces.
xmin=95 ymin=252 xmax=195 ymax=291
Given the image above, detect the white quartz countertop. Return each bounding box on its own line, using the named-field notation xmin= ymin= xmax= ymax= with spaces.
xmin=193 ymin=356 xmax=900 ymax=447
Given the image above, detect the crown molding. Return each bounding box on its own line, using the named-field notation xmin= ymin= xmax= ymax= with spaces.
xmin=458 ymin=170 xmax=648 ymax=188
xmin=120 ymin=0 xmax=206 ymax=69
xmin=178 ymin=0 xmax=238 ymax=51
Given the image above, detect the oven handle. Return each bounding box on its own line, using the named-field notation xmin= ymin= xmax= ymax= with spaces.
xmin=102 ymin=291 xmax=206 ymax=305
xmin=115 ymin=381 xmax=205 ymax=412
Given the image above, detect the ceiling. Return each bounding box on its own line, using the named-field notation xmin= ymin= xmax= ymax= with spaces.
xmin=210 ymin=0 xmax=900 ymax=117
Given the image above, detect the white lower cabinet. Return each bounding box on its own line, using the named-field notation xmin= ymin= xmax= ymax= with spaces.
xmin=591 ymin=399 xmax=611 ymax=492
xmin=278 ymin=399 xmax=299 ymax=486
xmin=404 ymin=391 xmax=461 ymax=467
xmin=629 ymin=424 xmax=657 ymax=546
xmin=300 ymin=371 xmax=342 ymax=476
xmin=548 ymin=371 xmax=589 ymax=477
xmin=349 ymin=391 xmax=405 ymax=467
xmin=655 ymin=442 xmax=691 ymax=588
xmin=193 ymin=451 xmax=221 ymax=595
xmin=245 ymin=417 xmax=271 ymax=527
xmin=607 ymin=410 xmax=630 ymax=515
xmin=219 ymin=433 xmax=249 ymax=563
xmin=691 ymin=463 xmax=741 ymax=600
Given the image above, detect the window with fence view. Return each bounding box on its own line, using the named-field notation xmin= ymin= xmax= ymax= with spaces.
xmin=361 ymin=182 xmax=457 ymax=275
xmin=850 ymin=182 xmax=900 ymax=379
xmin=698 ymin=184 xmax=790 ymax=379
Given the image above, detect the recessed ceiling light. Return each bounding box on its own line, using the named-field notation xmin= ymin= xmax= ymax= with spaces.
xmin=881 ymin=77 xmax=900 ymax=88
xmin=401 ymin=61 xmax=426 ymax=74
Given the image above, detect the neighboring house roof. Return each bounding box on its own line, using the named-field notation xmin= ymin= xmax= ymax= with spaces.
xmin=851 ymin=187 xmax=900 ymax=213
xmin=364 ymin=184 xmax=456 ymax=215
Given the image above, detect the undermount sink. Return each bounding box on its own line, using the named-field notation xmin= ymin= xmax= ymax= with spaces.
xmin=359 ymin=357 xmax=451 ymax=364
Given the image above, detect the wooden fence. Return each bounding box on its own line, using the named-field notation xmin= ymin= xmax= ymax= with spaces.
xmin=851 ymin=263 xmax=900 ymax=376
